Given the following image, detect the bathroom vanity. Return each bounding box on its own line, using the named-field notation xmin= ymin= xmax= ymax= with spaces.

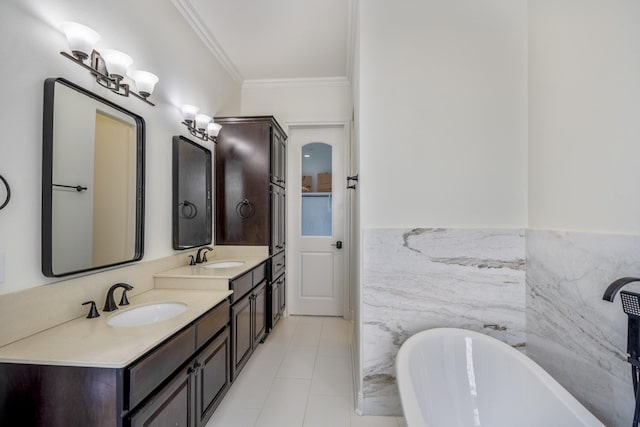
xmin=0 ymin=289 xmax=232 ymax=427
xmin=154 ymin=253 xmax=269 ymax=381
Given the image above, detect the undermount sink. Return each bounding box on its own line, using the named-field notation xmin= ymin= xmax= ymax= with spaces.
xmin=203 ymin=261 xmax=245 ymax=269
xmin=107 ymin=302 xmax=188 ymax=327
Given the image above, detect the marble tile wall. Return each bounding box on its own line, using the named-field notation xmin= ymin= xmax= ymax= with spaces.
xmin=362 ymin=228 xmax=526 ymax=415
xmin=526 ymin=229 xmax=640 ymax=427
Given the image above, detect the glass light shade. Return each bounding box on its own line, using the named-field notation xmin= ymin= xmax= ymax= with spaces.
xmin=207 ymin=122 xmax=222 ymax=137
xmin=100 ymin=49 xmax=133 ymax=78
xmin=60 ymin=22 xmax=101 ymax=59
xmin=131 ymin=70 xmax=159 ymax=96
xmin=195 ymin=114 xmax=212 ymax=131
xmin=181 ymin=105 xmax=199 ymax=122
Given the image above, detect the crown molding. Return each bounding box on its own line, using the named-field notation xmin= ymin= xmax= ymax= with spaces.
xmin=171 ymin=0 xmax=244 ymax=84
xmin=243 ymin=77 xmax=351 ymax=89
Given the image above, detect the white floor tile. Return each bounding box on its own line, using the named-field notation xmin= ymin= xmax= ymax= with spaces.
xmin=254 ymin=378 xmax=311 ymax=427
xmin=310 ymin=354 xmax=352 ymax=396
xmin=350 ymin=414 xmax=403 ymax=427
xmin=206 ymin=316 xmax=405 ymax=427
xmin=222 ymin=359 xmax=279 ymax=408
xmin=303 ymin=394 xmax=351 ymax=427
xmin=205 ymin=403 xmax=260 ymax=427
xmin=290 ymin=317 xmax=323 ymax=346
xmin=276 ymin=345 xmax=318 ymax=379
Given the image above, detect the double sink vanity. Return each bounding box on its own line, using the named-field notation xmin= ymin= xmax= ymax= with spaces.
xmin=0 ymin=249 xmax=283 ymax=427
xmin=0 ymin=73 xmax=288 ymax=426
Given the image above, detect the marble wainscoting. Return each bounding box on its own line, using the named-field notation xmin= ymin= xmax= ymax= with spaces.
xmin=362 ymin=228 xmax=526 ymax=415
xmin=526 ymin=229 xmax=640 ymax=427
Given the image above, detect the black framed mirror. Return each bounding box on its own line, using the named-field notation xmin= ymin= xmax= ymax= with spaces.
xmin=173 ymin=136 xmax=212 ymax=249
xmin=42 ymin=77 xmax=145 ymax=277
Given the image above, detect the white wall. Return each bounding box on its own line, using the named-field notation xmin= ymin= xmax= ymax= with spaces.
xmin=0 ymin=0 xmax=240 ymax=294
xmin=529 ymin=0 xmax=640 ymax=234
xmin=359 ymin=0 xmax=528 ymax=228
xmin=241 ymin=79 xmax=352 ymax=125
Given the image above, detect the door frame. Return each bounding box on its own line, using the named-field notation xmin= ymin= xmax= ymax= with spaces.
xmin=285 ymin=121 xmax=351 ymax=320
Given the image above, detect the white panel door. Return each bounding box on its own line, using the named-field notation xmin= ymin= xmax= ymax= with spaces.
xmin=289 ymin=125 xmax=345 ymax=316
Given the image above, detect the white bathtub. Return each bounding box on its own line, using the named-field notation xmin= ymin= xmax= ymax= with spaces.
xmin=396 ymin=328 xmax=605 ymax=427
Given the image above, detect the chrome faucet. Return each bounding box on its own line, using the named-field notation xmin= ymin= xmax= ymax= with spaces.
xmin=195 ymin=246 xmax=213 ymax=264
xmin=103 ymin=282 xmax=134 ymax=312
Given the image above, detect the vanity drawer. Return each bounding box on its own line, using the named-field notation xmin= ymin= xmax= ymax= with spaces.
xmin=270 ymin=252 xmax=285 ymax=280
xmin=127 ymin=325 xmax=196 ymax=410
xmin=230 ymin=271 xmax=253 ymax=303
xmin=196 ymin=300 xmax=230 ymax=349
xmin=253 ymin=261 xmax=267 ymax=285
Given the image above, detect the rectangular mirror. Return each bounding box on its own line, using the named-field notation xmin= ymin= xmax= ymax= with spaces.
xmin=173 ymin=136 xmax=212 ymax=249
xmin=42 ymin=78 xmax=145 ymax=277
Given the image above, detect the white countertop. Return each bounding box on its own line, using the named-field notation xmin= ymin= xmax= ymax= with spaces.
xmin=153 ymin=254 xmax=269 ymax=291
xmin=154 ymin=255 xmax=268 ymax=280
xmin=0 ymin=288 xmax=232 ymax=368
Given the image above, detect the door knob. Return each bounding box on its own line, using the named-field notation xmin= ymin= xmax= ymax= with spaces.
xmin=332 ymin=241 xmax=343 ymax=249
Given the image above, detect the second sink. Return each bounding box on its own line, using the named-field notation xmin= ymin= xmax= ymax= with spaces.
xmin=203 ymin=261 xmax=245 ymax=269
xmin=107 ymin=302 xmax=187 ymax=327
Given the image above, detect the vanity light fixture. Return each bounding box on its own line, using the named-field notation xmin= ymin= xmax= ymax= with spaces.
xmin=59 ymin=22 xmax=158 ymax=106
xmin=180 ymin=105 xmax=221 ymax=142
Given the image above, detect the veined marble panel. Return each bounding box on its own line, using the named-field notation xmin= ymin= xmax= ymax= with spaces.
xmin=527 ymin=229 xmax=640 ymax=427
xmin=362 ymin=228 xmax=526 ymax=416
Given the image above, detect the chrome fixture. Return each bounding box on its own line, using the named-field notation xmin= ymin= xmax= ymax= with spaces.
xmin=180 ymin=105 xmax=221 ymax=142
xmin=59 ymin=22 xmax=158 ymax=106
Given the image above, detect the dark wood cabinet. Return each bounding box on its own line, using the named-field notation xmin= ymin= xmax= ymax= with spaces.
xmin=229 ymin=262 xmax=268 ymax=381
xmin=129 ymin=357 xmax=193 ymax=427
xmin=252 ymin=282 xmax=267 ymax=348
xmin=270 ymin=184 xmax=286 ymax=254
xmin=130 ymin=327 xmax=230 ymax=427
xmin=214 ymin=116 xmax=287 ymax=255
xmin=268 ymin=251 xmax=286 ymax=332
xmin=0 ymin=300 xmax=230 ymax=427
xmin=194 ymin=329 xmax=230 ymax=427
xmin=231 ymin=293 xmax=252 ymax=379
xmin=271 ymin=128 xmax=286 ymax=186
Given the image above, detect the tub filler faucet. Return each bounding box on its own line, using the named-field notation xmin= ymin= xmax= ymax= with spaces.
xmin=603 ymin=276 xmax=640 ymax=427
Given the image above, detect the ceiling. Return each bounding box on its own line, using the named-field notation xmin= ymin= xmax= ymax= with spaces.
xmin=172 ymin=0 xmax=354 ymax=83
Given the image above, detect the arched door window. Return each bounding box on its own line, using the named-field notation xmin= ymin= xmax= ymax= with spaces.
xmin=301 ymin=142 xmax=332 ymax=236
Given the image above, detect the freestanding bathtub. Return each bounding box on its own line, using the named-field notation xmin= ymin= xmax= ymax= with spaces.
xmin=396 ymin=328 xmax=605 ymax=427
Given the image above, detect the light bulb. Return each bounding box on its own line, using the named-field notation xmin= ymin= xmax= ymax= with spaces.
xmin=60 ymin=22 xmax=101 ymax=60
xmin=195 ymin=114 xmax=211 ymax=131
xmin=181 ymin=105 xmax=199 ymax=123
xmin=131 ymin=70 xmax=158 ymax=97
xmin=100 ymin=49 xmax=133 ymax=79
xmin=207 ymin=122 xmax=222 ymax=137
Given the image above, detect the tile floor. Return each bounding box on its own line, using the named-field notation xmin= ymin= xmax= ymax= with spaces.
xmin=206 ymin=315 xmax=405 ymax=427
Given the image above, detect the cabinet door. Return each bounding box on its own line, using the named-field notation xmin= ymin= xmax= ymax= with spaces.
xmin=215 ymin=121 xmax=270 ymax=246
xmin=231 ymin=295 xmax=252 ymax=380
xmin=270 ymin=185 xmax=281 ymax=254
xmin=128 ymin=363 xmax=194 ymax=427
xmin=278 ymin=189 xmax=286 ymax=250
xmin=270 ymin=185 xmax=286 ymax=254
xmin=195 ymin=328 xmax=230 ymax=427
xmin=270 ymin=128 xmax=285 ymax=186
xmin=269 ymin=281 xmax=280 ymax=329
xmin=279 ymin=136 xmax=286 ymax=187
xmin=278 ymin=275 xmax=286 ymax=316
xmin=252 ymin=282 xmax=267 ymax=347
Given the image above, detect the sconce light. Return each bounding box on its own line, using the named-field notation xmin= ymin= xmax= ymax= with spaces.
xmin=59 ymin=22 xmax=158 ymax=106
xmin=181 ymin=105 xmax=221 ymax=143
